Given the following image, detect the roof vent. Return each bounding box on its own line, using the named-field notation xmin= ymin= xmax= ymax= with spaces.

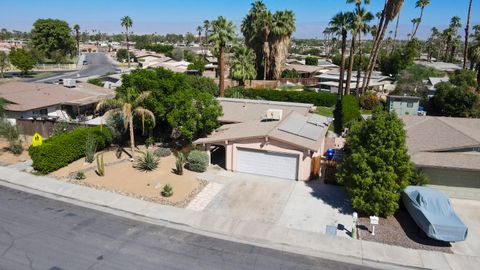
xmin=265 ymin=109 xmax=283 ymax=121
xmin=63 ymin=79 xmax=77 ymax=88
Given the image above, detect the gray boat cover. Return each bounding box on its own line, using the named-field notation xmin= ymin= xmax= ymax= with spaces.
xmin=402 ymin=186 xmax=468 ymax=242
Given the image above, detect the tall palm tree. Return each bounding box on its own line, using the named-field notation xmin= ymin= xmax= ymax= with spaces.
xmin=463 ymin=0 xmax=474 ymax=69
xmin=203 ymin=20 xmax=211 ymax=55
xmin=362 ymin=0 xmax=404 ymax=93
xmin=196 ymin=26 xmax=203 ymax=45
xmin=411 ymin=0 xmax=430 ymax=39
xmin=120 ymin=16 xmax=133 ymax=68
xmin=96 ymin=89 xmax=155 ymax=157
xmin=258 ymin=10 xmax=272 ymax=80
xmin=329 ymin=12 xmax=353 ymax=99
xmin=73 ymin=24 xmax=81 ymax=59
xmin=229 ymin=47 xmax=257 ymax=86
xmin=411 ymin=18 xmax=421 ymax=37
xmin=210 ymin=16 xmax=236 ymax=97
xmin=269 ymin=10 xmax=296 ymax=79
xmin=444 ymin=16 xmax=462 ymax=62
xmin=391 ymin=8 xmax=401 ymax=53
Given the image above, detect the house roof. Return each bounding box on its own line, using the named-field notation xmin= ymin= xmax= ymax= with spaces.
xmin=0 ymin=82 xmax=114 ymax=112
xmin=284 ymin=63 xmax=324 ymax=74
xmin=401 ymin=115 xmax=480 ymax=171
xmin=217 ymin=97 xmax=315 ymax=123
xmin=387 ymin=95 xmax=421 ymax=101
xmin=194 ymin=112 xmax=329 ymax=152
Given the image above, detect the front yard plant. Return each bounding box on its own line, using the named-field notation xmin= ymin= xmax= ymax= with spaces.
xmin=75 ymin=171 xmax=86 ymax=180
xmin=96 ymin=153 xmax=105 ymax=176
xmin=84 ymin=134 xmax=97 ymax=163
xmin=134 ymin=151 xmax=159 ymax=171
xmin=154 ymin=147 xmax=171 ymax=157
xmin=0 ymin=120 xmax=24 ymax=155
xmin=29 ymin=126 xmax=112 ymax=174
xmin=174 ymin=152 xmax=185 ymax=175
xmin=161 ymin=184 xmax=173 ymax=197
xmin=336 ymin=108 xmax=413 ymax=217
xmin=185 ymin=150 xmax=208 ymax=172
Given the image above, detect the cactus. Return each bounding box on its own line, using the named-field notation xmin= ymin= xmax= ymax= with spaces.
xmin=174 ymin=152 xmax=185 ymax=175
xmin=161 ymin=184 xmax=173 ymax=197
xmin=96 ymin=153 xmax=105 ymax=176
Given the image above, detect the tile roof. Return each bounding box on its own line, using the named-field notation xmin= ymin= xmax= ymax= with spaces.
xmin=0 ymin=82 xmax=114 ymax=112
xmin=401 ymin=115 xmax=480 ymax=171
xmin=194 ymin=112 xmax=329 ymax=152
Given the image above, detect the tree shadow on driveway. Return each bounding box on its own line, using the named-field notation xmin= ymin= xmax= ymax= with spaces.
xmin=306 ymin=179 xmax=353 ymax=215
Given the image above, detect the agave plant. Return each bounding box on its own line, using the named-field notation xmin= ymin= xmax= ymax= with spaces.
xmin=134 ymin=151 xmax=159 ymax=172
xmin=161 ymin=184 xmax=173 ymax=197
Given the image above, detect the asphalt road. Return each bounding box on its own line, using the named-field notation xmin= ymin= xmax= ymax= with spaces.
xmin=26 ymin=53 xmax=117 ymax=83
xmin=0 ymin=185 xmax=376 ymax=270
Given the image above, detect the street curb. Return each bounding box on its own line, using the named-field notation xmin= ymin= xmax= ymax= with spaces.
xmin=0 ymin=169 xmax=463 ymax=270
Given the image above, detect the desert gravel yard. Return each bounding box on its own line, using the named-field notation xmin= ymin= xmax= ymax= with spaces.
xmin=0 ymin=137 xmax=32 ymax=165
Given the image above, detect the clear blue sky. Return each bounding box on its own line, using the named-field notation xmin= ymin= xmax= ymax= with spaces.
xmin=0 ymin=0 xmax=478 ymax=39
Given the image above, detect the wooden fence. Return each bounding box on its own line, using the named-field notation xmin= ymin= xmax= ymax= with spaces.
xmin=16 ymin=119 xmax=94 ymax=138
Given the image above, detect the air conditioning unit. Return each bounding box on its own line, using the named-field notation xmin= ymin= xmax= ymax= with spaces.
xmin=266 ymin=109 xmax=283 ymax=121
xmin=63 ymin=79 xmax=77 ymax=88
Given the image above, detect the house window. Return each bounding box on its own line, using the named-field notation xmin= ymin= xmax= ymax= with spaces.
xmin=407 ymin=102 xmax=414 ymax=108
xmin=32 ymin=108 xmax=48 ymax=116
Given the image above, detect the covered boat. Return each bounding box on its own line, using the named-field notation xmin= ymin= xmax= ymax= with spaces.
xmin=402 ymin=186 xmax=468 ymax=242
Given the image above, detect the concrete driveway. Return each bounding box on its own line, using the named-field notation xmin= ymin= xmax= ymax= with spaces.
xmin=450 ymin=199 xmax=480 ymax=257
xmin=200 ymin=168 xmax=353 ymax=238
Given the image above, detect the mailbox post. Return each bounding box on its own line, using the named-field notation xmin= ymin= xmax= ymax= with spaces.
xmin=369 ymin=216 xmax=379 ymax=236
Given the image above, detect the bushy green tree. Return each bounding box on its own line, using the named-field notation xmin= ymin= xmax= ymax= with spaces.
xmin=432 ymin=82 xmax=478 ymax=117
xmin=9 ymin=48 xmax=36 ymax=75
xmin=30 ymin=19 xmax=75 ymax=62
xmin=187 ymin=57 xmax=207 ymax=75
xmin=379 ymin=39 xmax=418 ymax=76
xmin=333 ymin=95 xmax=361 ymax=134
xmin=118 ymin=68 xmax=221 ymax=142
xmin=116 ymin=48 xmax=136 ymax=63
xmin=449 ymin=69 xmax=477 ymax=88
xmin=337 ymin=109 xmax=413 ymax=217
xmin=0 ymin=51 xmax=8 ymax=78
xmin=281 ymin=69 xmax=300 ymax=78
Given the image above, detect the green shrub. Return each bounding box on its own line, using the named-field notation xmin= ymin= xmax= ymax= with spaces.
xmin=186 ymin=150 xmax=209 ymax=172
xmin=29 ymin=126 xmax=112 ymax=174
xmin=96 ymin=153 xmax=105 ymax=176
xmin=334 ymin=96 xmax=361 ymax=134
xmin=51 ymin=121 xmax=69 ymax=136
xmin=145 ymin=136 xmax=155 ymax=149
xmin=411 ymin=170 xmax=429 ymax=186
xmin=8 ymin=141 xmax=23 ymax=155
xmin=84 ymin=134 xmax=97 ymax=163
xmin=359 ymin=92 xmax=381 ymax=110
xmin=161 ymin=184 xmax=173 ymax=197
xmin=75 ymin=171 xmax=86 ymax=180
xmin=225 ymin=87 xmax=337 ymax=107
xmin=134 ymin=151 xmax=159 ymax=172
xmin=87 ymin=78 xmax=104 ymax=87
xmin=154 ymin=147 xmax=171 ymax=157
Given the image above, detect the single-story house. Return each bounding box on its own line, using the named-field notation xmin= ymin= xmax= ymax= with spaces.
xmin=415 ymin=60 xmax=462 ymax=72
xmin=316 ymin=71 xmax=394 ymax=95
xmin=194 ymin=98 xmax=329 ymax=181
xmin=387 ymin=95 xmax=421 ymax=116
xmin=402 ymin=115 xmax=480 ymax=200
xmin=425 ymin=76 xmax=449 ymax=97
xmin=0 ymin=81 xmax=114 ymax=124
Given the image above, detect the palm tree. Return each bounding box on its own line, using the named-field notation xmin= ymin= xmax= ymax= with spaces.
xmin=463 ymin=0 xmax=474 ymax=69
xmin=269 ymin=10 xmax=296 ymax=79
xmin=120 ymin=16 xmax=133 ymax=68
xmin=391 ymin=7 xmax=401 ymax=53
xmin=73 ymin=24 xmax=81 ymax=59
xmin=362 ymin=0 xmax=404 ymax=93
xmin=196 ymin=26 xmax=203 ymax=45
xmin=96 ymin=89 xmax=155 ymax=157
xmin=258 ymin=10 xmax=272 ymax=80
xmin=411 ymin=0 xmax=430 ymax=39
xmin=411 ymin=18 xmax=421 ymax=37
xmin=329 ymin=12 xmax=353 ymax=99
xmin=444 ymin=16 xmax=462 ymax=62
xmin=203 ymin=20 xmax=211 ymax=55
xmin=210 ymin=16 xmax=236 ymax=97
xmin=229 ymin=47 xmax=257 ymax=86
xmin=354 ymin=8 xmax=373 ymax=94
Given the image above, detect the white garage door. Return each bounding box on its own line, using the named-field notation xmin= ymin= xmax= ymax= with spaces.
xmin=236 ymin=148 xmax=298 ymax=180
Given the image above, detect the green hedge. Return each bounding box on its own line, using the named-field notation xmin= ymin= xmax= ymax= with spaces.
xmin=29 ymin=126 xmax=113 ymax=174
xmin=225 ymin=87 xmax=337 ymax=107
xmin=334 ymin=95 xmax=361 ymax=134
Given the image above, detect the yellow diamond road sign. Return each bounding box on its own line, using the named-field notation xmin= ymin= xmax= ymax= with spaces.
xmin=32 ymin=132 xmax=43 ymax=147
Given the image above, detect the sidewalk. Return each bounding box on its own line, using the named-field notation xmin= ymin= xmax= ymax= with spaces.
xmin=0 ymin=166 xmax=477 ymax=270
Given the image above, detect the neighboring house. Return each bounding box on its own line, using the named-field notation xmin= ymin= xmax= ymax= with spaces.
xmin=425 ymin=76 xmax=449 ymax=97
xmin=194 ymin=98 xmax=329 ymax=181
xmin=283 ymin=60 xmax=339 ymax=78
xmin=415 ymin=60 xmax=461 ymax=72
xmin=316 ymin=71 xmax=394 ymax=95
xmin=387 ymin=95 xmax=421 ymax=116
xmin=402 ymin=116 xmax=480 ymax=200
xmin=0 ymin=81 xmax=114 ymax=125
xmin=100 ymin=73 xmax=124 ymax=89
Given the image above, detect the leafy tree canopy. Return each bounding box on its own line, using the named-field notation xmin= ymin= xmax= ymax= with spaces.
xmin=337 ymin=109 xmax=414 ymax=217
xmin=432 ymin=82 xmax=478 ymax=117
xmin=9 ymin=48 xmax=37 ymax=75
xmin=117 ymin=68 xmax=221 ymax=142
xmin=30 ymin=19 xmax=75 ymax=61
xmin=305 ymin=56 xmax=318 ymax=66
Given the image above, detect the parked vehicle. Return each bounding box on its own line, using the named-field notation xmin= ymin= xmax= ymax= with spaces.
xmin=402 ymin=186 xmax=468 ymax=242
xmin=83 ymin=60 xmax=88 ymax=65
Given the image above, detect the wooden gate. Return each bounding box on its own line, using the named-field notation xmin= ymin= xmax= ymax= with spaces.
xmin=310 ymin=156 xmax=321 ymax=180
